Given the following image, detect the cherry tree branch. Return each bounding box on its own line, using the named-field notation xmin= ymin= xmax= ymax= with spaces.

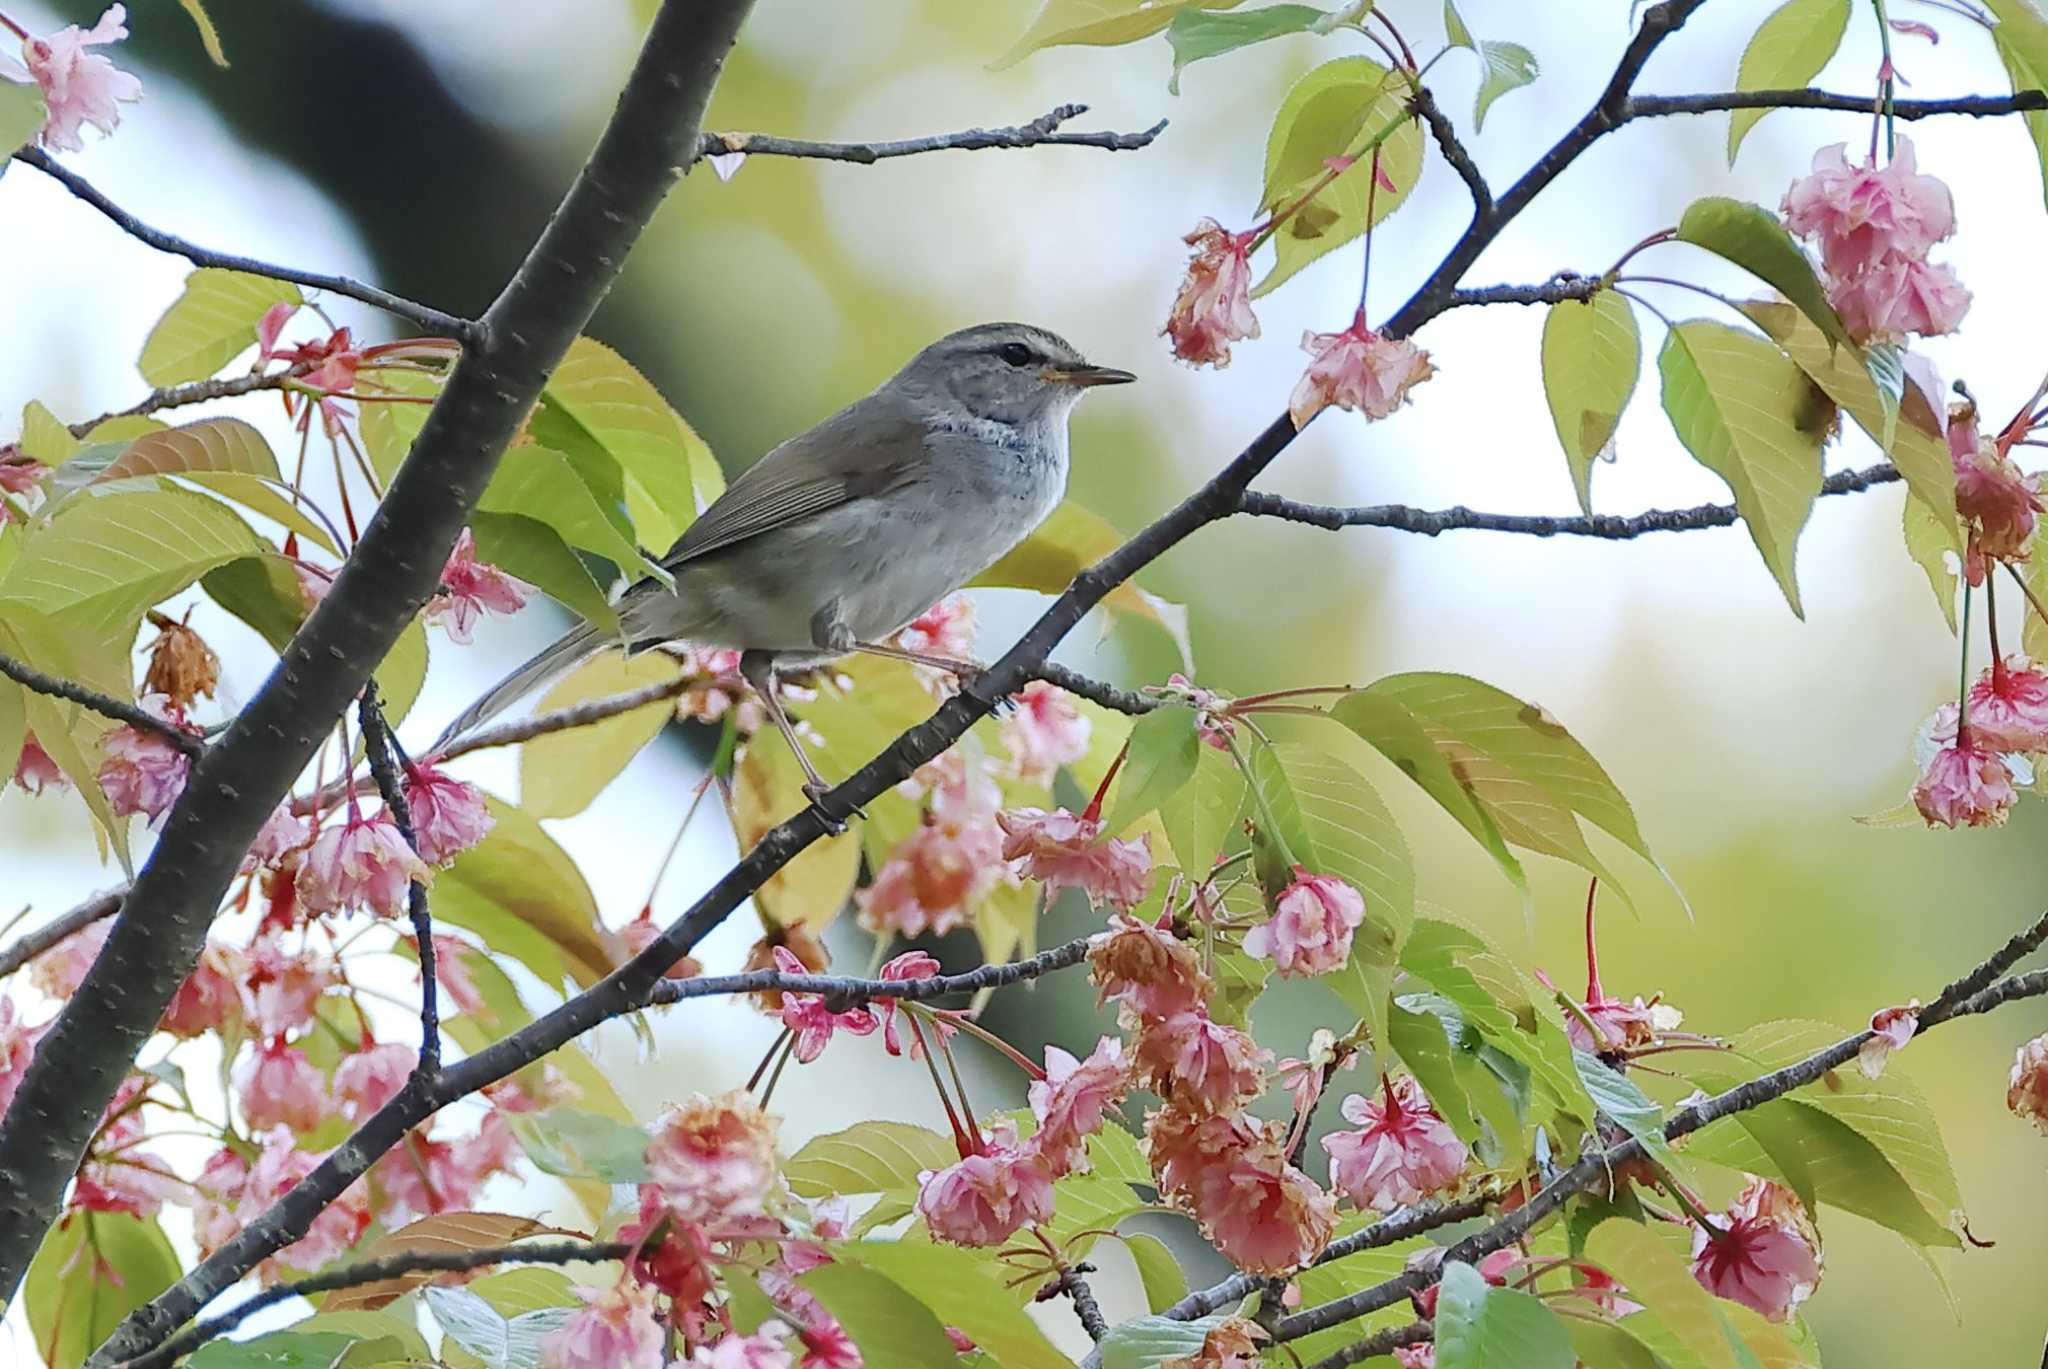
xmin=1627 ymin=88 xmax=2048 ymax=120
xmin=644 ymin=935 xmax=1094 ymax=1009
xmin=0 ymin=889 xmax=122 ymax=980
xmin=65 ymin=371 xmax=303 ymax=439
xmin=1305 ymin=1319 xmax=1434 ymax=1369
xmin=692 ymin=103 xmax=1166 ymax=166
xmin=12 ymin=148 xmax=476 ymax=341
xmin=1411 ymin=86 xmax=1491 ymax=214
xmin=0 ymin=652 xmax=202 ymax=755
xmin=432 ymin=674 xmax=692 ymax=758
xmin=357 ymin=684 xmax=439 ymax=1075
xmin=1446 ymin=277 xmax=1604 ymax=309
xmin=1032 ymin=662 xmax=1161 ymax=716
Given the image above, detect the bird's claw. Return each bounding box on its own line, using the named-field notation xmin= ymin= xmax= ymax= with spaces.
xmin=802 ymin=781 xmax=863 ymax=834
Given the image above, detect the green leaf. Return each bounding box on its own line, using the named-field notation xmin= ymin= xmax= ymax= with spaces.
xmin=0 ymin=82 xmax=46 ymax=156
xmin=509 ymin=1108 xmax=651 ymax=1184
xmin=1568 ymin=1318 xmax=1667 ymax=1369
xmin=423 ymin=1285 xmax=574 ymax=1369
xmin=185 ymin=1331 xmax=366 ymax=1369
xmin=25 ymin=1212 xmax=183 ymax=1369
xmin=1676 ymin=198 xmax=1850 ymax=350
xmin=1123 ymin=1232 xmax=1189 ymax=1314
xmin=1400 ymin=919 xmax=1591 ymax=1121
xmin=729 ymin=724 xmax=862 ymax=933
xmin=1585 ymin=1221 xmax=1762 ymax=1369
xmin=357 ymin=366 xmax=443 ymax=484
xmin=1257 ymin=56 xmax=1426 ymax=296
xmin=1442 ymin=1 xmax=1538 ymax=131
xmin=1991 ymin=0 xmax=2048 ymax=213
xmin=1436 ymin=1260 xmax=1575 ymax=1369
xmin=177 ymin=0 xmax=230 ymax=64
xmin=468 ymin=511 xmax=619 ymax=633
xmin=137 ymin=270 xmax=301 ymax=386
xmin=536 ymin=340 xmax=723 ymax=556
xmin=519 ymin=648 xmax=680 ymax=818
xmin=1905 ymin=489 xmax=1960 ymax=629
xmin=463 ymin=1268 xmax=581 ymax=1318
xmin=477 ymin=444 xmax=654 ymax=580
xmin=992 ymin=0 xmax=1243 ymax=69
xmin=1106 ymin=704 xmax=1202 ymax=833
xmin=203 ymin=554 xmax=307 ymax=650
xmin=1575 ymin=1049 xmax=1679 ymax=1172
xmin=19 ymin=400 xmax=81 ymax=465
xmin=835 ymin=1241 xmax=1071 ymax=1367
xmin=1726 ymin=0 xmax=1852 ymax=163
xmin=1087 ymin=1120 xmax=1153 ymax=1185
xmin=1166 ymin=5 xmax=1327 ymax=93
xmin=1157 ymin=741 xmax=1245 ymax=874
xmin=972 ymin=501 xmax=1189 ymax=658
xmin=1388 ymin=999 xmax=1481 ymax=1141
xmin=799 ymin=1263 xmax=963 ymax=1366
xmin=296 ymin=1310 xmax=435 ymax=1363
xmin=373 ymin=618 xmax=429 ymax=729
xmin=1737 ymin=298 xmax=1958 ymax=544
xmin=86 ymin=418 xmax=336 ymax=550
xmin=1540 ymin=290 xmax=1641 ymax=515
xmin=1097 ymin=1314 xmax=1232 ymax=1368
xmin=1658 ymin=320 xmax=1827 ymax=617
xmin=435 ymin=798 xmax=615 ymax=990
xmin=786 ymin=1122 xmax=958 ymax=1198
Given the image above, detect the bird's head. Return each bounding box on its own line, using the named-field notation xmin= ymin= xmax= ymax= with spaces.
xmin=890 ymin=322 xmax=1135 ymax=428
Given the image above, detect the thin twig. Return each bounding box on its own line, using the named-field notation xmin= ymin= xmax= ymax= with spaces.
xmin=0 ymin=890 xmax=123 ymax=979
xmin=13 ymin=148 xmax=476 ymax=341
xmin=1033 ymin=662 xmax=1160 ymax=716
xmin=65 ymin=372 xmax=301 ymax=439
xmin=693 ymin=103 xmax=1165 ymax=167
xmin=1304 ymin=1319 xmax=1433 ymax=1369
xmin=357 ymin=684 xmax=439 ymax=1075
xmin=433 ymin=674 xmax=692 ymax=760
xmin=1446 ymin=276 xmax=1604 ymax=309
xmin=1627 ymin=88 xmax=2048 ymax=120
xmin=643 ymin=935 xmax=1093 ymax=1009
xmin=0 ymin=653 xmax=202 ymax=756
xmin=1045 ymin=1267 xmax=1111 ymax=1343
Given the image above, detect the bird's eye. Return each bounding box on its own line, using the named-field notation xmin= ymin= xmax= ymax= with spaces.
xmin=996 ymin=342 xmax=1036 ymax=368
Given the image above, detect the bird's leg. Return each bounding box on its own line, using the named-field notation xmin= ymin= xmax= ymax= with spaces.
xmin=739 ymin=649 xmax=848 ymax=834
xmin=850 ymin=640 xmax=987 ymax=685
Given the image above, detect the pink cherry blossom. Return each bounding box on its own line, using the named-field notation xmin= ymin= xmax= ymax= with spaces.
xmin=891 ymin=594 xmax=977 ymax=662
xmin=544 ymin=1276 xmax=668 ymax=1369
xmin=1089 ymin=913 xmax=1213 ymax=1020
xmin=1781 ymin=138 xmax=1955 ymax=279
xmin=855 ymin=820 xmax=1004 ymax=939
xmin=373 ymin=1114 xmax=521 ymax=1218
xmin=774 ymin=947 xmax=878 ymax=1063
xmin=72 ymin=1077 xmax=181 ymax=1218
xmin=98 ymin=696 xmax=193 ymax=826
xmin=8 ymin=6 xmax=142 ymax=154
xmin=997 ymin=807 xmax=1153 ymax=910
xmin=1691 ymin=1178 xmax=1823 ymax=1323
xmin=244 ymin=804 xmax=312 ymax=872
xmin=1859 ymin=1000 xmax=1920 ymax=1079
xmin=1028 ymin=1036 xmax=1132 ymax=1175
xmin=1912 ymin=720 xmax=2018 ymax=829
xmin=916 ymin=1138 xmax=1057 ymax=1247
xmin=1164 ymin=219 xmax=1261 ymax=368
xmin=12 ymin=732 xmax=65 ymax=792
xmin=644 ymin=1090 xmax=781 ymax=1223
xmin=999 ymin=681 xmax=1090 ymax=784
xmin=424 ymin=527 xmax=531 ymax=644
xmin=0 ymin=996 xmax=49 ymax=1115
xmin=194 ymin=1128 xmax=372 ymax=1281
xmin=899 ymin=747 xmax=1003 ymax=827
xmin=1394 ymin=1347 xmax=1435 ymax=1369
xmin=1167 ymin=1114 xmax=1336 ymax=1274
xmin=1952 ymin=434 xmax=2043 ymax=579
xmin=873 ymin=950 xmax=950 ymax=1059
xmin=29 ymin=918 xmax=109 ymax=999
xmin=235 ymin=1036 xmax=332 ymax=1131
xmin=2008 ymin=1034 xmax=2048 ymax=1134
xmin=1828 ymin=252 xmax=1970 ymax=344
xmin=1965 ymin=656 xmax=2048 ymax=754
xmin=241 ymin=932 xmax=335 ymax=1035
xmin=793 ymin=1317 xmax=860 ymax=1369
xmin=1322 ymin=1075 xmax=1471 ymax=1211
xmin=402 ymin=760 xmax=494 ymax=865
xmin=689 ymin=1323 xmax=795 ymax=1369
xmin=335 ymin=1043 xmax=416 ymax=1121
xmin=0 ymin=449 xmax=47 ymax=500
xmin=1136 ymin=1011 xmax=1270 ymax=1115
xmin=160 ymin=940 xmax=245 ymax=1037
xmin=1288 ymin=312 xmax=1435 ymax=429
xmin=296 ymin=804 xmax=433 ymax=918
xmin=1148 ymin=1106 xmax=1269 ymax=1201
xmin=1244 ymin=868 xmax=1366 ymax=977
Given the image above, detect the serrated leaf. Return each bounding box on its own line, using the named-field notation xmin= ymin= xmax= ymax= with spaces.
xmin=1123 ymin=1232 xmax=1189 ymax=1313
xmin=1097 ymin=1314 xmax=1232 ymax=1368
xmin=519 ymin=648 xmax=680 ymax=819
xmin=1166 ymin=4 xmax=1326 ymax=93
xmin=1659 ymin=320 xmax=1826 ymax=616
xmin=478 ymin=443 xmax=654 ymax=580
xmin=993 ymin=0 xmax=1243 ymax=69
xmin=1436 ymin=1260 xmax=1575 ymax=1368
xmin=468 ymin=511 xmax=619 ymax=633
xmin=85 ymin=417 xmax=336 ymax=553
xmin=424 ymin=1285 xmax=573 ymax=1369
xmin=1401 ymin=919 xmax=1591 ymax=1120
xmin=435 ymin=798 xmax=614 ymax=989
xmin=138 ymin=270 xmax=301 ymax=387
xmin=1157 ymin=741 xmax=1244 ymax=874
xmin=1442 ymin=1 xmax=1538 ymax=131
xmin=509 ymin=1109 xmax=651 ymax=1184
xmin=1903 ymin=491 xmax=1959 ymax=631
xmin=729 ymin=724 xmax=862 ymax=932
xmin=19 ymin=400 xmax=80 ymax=465
xmin=184 ymin=1331 xmax=365 ymax=1369
xmin=835 ymin=1242 xmax=1071 ymax=1367
xmin=972 ymin=500 xmax=1189 ymax=656
xmin=322 ymin=1214 xmax=577 ymax=1313
xmin=0 ymin=80 xmax=46 ymax=155
xmin=1986 ymin=0 xmax=2048 ymax=212
xmin=1107 ymin=704 xmax=1201 ymax=832
xmin=1677 ymin=198 xmax=1850 ymax=351
xmin=1726 ymin=0 xmax=1852 ymax=163
xmin=462 ymin=1267 xmax=580 ymax=1318
xmin=1256 ymin=56 xmax=1426 ymax=296
xmin=787 ymin=1122 xmax=958 ymax=1198
xmin=1575 ymin=1049 xmax=1679 ymax=1172
xmin=1586 ymin=1221 xmax=1763 ymax=1369
xmin=799 ymin=1262 xmax=962 ymax=1366
xmin=0 ymin=485 xmax=266 ymax=630
xmin=1388 ymin=998 xmax=1481 ymax=1141
xmin=25 ymin=1213 xmax=183 ymax=1369
xmin=1568 ymin=1318 xmax=1667 ymax=1369
xmin=1541 ymin=290 xmax=1641 ymax=514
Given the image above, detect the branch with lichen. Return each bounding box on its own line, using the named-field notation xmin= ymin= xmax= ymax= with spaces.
xmin=692 ymin=102 xmax=1165 ymax=168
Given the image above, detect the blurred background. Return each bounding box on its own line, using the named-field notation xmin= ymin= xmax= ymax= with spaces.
xmin=3 ymin=0 xmax=2046 ymax=1361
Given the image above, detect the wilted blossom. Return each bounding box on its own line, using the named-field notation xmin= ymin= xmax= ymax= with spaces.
xmin=0 ymin=996 xmax=49 ymax=1115
xmin=4 ymin=6 xmax=143 ymax=153
xmin=644 ymin=1091 xmax=781 ymax=1224
xmin=402 ymin=760 xmax=494 ymax=866
xmin=98 ymin=696 xmax=193 ymax=825
xmin=542 ymin=1276 xmax=668 ymax=1369
xmin=674 ymin=646 xmax=764 ymax=731
xmin=1322 ymin=1075 xmax=1471 ymax=1212
xmin=2008 ymin=1033 xmax=2048 ymax=1135
xmin=371 ymin=1112 xmax=521 ymax=1219
xmin=194 ymin=1128 xmax=372 ymax=1281
xmin=1244 ymin=868 xmax=1366 ymax=977
xmin=424 ymin=528 xmax=530 ymax=643
xmin=999 ymin=681 xmax=1090 ymax=784
xmin=1393 ymin=1347 xmax=1434 ymax=1369
xmin=856 ymin=818 xmax=1005 ymax=939
xmin=1135 ymin=1011 xmax=1270 ymax=1116
xmin=1828 ymin=253 xmax=1970 ymax=343
xmin=142 ymin=615 xmax=220 ymax=708
xmin=1164 ymin=219 xmax=1260 ymax=368
xmin=12 ymin=733 xmax=64 ymax=792
xmin=1028 ymin=1036 xmax=1132 ymax=1175
xmin=241 ymin=931 xmax=335 ymax=1035
xmin=243 ymin=804 xmax=312 ymax=872
xmin=29 ymin=918 xmax=109 ymax=999
xmin=1148 ymin=1105 xmax=1335 ymax=1274
xmin=235 ymin=1036 xmax=332 ymax=1131
xmin=1911 ymin=709 xmax=2018 ymax=829
xmin=1690 ymin=1178 xmax=1822 ymax=1323
xmin=296 ymin=803 xmax=433 ymax=918
xmin=1089 ymin=913 xmax=1213 ymax=1020
xmin=1289 ymin=311 xmax=1435 ymax=429
xmin=916 ymin=1118 xmax=1057 ymax=1247
xmin=0 ymin=449 xmax=47 ymax=524
xmin=1965 ymin=656 xmax=2048 ymax=755
xmin=1859 ymin=1001 xmax=1920 ymax=1079
xmin=688 ymin=1323 xmax=795 ymax=1369
xmin=997 ymin=807 xmax=1153 ymax=910
xmin=160 ymin=940 xmax=245 ymax=1038
xmin=1951 ymin=428 xmax=2042 ymax=578
xmin=1547 ymin=886 xmax=1684 ymax=1057
xmin=774 ymin=947 xmax=877 ymax=1063
xmin=1160 ymin=1318 xmax=1268 ymax=1369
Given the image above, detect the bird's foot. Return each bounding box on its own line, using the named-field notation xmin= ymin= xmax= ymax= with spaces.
xmin=802 ymin=781 xmax=863 ymax=834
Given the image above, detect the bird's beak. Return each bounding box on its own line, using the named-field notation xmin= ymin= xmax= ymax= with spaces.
xmin=1044 ymin=364 xmax=1137 ymax=388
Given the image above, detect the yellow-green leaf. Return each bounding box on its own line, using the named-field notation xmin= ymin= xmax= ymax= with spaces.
xmin=1105 ymin=703 xmax=1201 ymax=832
xmin=0 ymin=81 xmax=44 ymax=155
xmin=1166 ymin=4 xmax=1327 ymax=94
xmin=800 ymin=1263 xmax=963 ymax=1366
xmin=787 ymin=655 xmax=935 ymax=869
xmin=992 ymin=0 xmax=1243 ymax=69
xmin=1156 ymin=740 xmax=1245 ymax=874
xmin=1676 ymin=198 xmax=1850 ymax=350
xmin=25 ymin=1213 xmax=182 ymax=1369
xmin=373 ymin=617 xmax=429 ymax=728
xmin=84 ymin=417 xmax=336 ymax=553
xmin=786 ymin=1122 xmax=957 ymax=1198
xmin=177 ymin=0 xmax=229 ymax=64
xmin=835 ymin=1242 xmax=1070 ymax=1367
xmin=972 ymin=500 xmax=1189 ymax=657
xmin=1585 ymin=1221 xmax=1754 ymax=1369
xmin=469 ymin=511 xmax=619 ymax=633
xmin=520 ymin=649 xmax=680 ymax=818
xmin=1442 ymin=1 xmax=1540 ymax=132
xmin=1727 ymin=0 xmax=1852 ymax=163
xmin=1658 ymin=320 xmax=1827 ymax=617
xmin=1256 ymin=56 xmax=1425 ymax=297
xmin=1986 ymin=0 xmax=2048 ymax=212
xmin=729 ymin=726 xmax=863 ymax=933
xmin=435 ymin=798 xmax=614 ymax=990
xmin=1122 ymin=1232 xmax=1189 ymax=1314
xmin=19 ymin=401 xmax=80 ymax=465
xmin=137 ymin=270 xmax=301 ymax=387
xmin=1903 ymin=491 xmax=1959 ymax=632
xmin=1541 ymin=290 xmax=1640 ymax=515
xmin=358 ymin=366 xmax=443 ymax=484
xmin=478 ymin=442 xmax=653 ymax=578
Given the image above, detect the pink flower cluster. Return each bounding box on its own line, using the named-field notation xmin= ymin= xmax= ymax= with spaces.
xmin=97 ymin=694 xmax=197 ymax=827
xmin=424 ymin=528 xmax=531 ymax=644
xmin=1690 ymin=1177 xmax=1823 ymax=1323
xmin=1321 ymin=1075 xmax=1470 ymax=1213
xmin=1782 ymin=136 xmax=1968 ymax=344
xmin=1243 ymin=867 xmax=1366 ymax=977
xmin=859 ymin=750 xmax=1008 ymax=939
xmin=1289 ymin=311 xmax=1434 ymax=430
xmin=997 ymin=806 xmax=1153 ymax=912
xmin=1000 ymin=680 xmax=1091 ymax=784
xmin=194 ymin=1128 xmax=374 ymax=1281
xmin=2009 ymin=1033 xmax=2048 ymax=1135
xmin=2 ymin=6 xmax=142 ymax=153
xmin=1910 ymin=656 xmax=2048 ymax=829
xmin=1164 ymin=220 xmax=1261 ymax=368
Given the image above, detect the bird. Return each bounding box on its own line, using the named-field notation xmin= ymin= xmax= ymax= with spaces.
xmin=430 ymin=321 xmax=1135 ymax=800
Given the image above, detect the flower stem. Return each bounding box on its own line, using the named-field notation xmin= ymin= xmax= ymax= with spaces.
xmin=1083 ymin=741 xmax=1127 ymax=824
xmin=1958 ymin=580 xmax=1975 ymax=734
xmin=0 ymin=11 xmax=28 ymax=40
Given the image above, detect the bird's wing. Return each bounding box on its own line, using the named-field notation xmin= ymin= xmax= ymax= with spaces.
xmin=658 ymin=399 xmax=932 ymax=568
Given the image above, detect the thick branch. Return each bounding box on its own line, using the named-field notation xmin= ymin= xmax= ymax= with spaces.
xmin=694 ymin=103 xmax=1165 ymax=166
xmin=13 ymin=148 xmax=473 ymax=340
xmin=1239 ymin=462 xmax=1901 ymax=541
xmin=1628 ymin=88 xmax=2048 ymax=120
xmin=0 ymin=653 xmax=202 ymax=755
xmin=0 ymin=890 xmax=122 ymax=980
xmin=23 ymin=0 xmax=761 ymax=1345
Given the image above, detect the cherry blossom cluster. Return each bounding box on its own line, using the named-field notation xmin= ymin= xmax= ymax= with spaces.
xmin=0 ymin=5 xmax=141 ymax=153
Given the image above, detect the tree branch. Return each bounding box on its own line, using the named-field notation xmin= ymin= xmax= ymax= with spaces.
xmin=0 ymin=653 xmax=203 ymax=756
xmin=65 ymin=371 xmax=301 ymax=439
xmin=0 ymin=889 xmax=122 ymax=980
xmin=431 ymin=673 xmax=692 ymax=760
xmin=1043 ymin=1266 xmax=1111 ymax=1342
xmin=1032 ymin=662 xmax=1160 ymax=716
xmin=12 ymin=148 xmax=475 ymax=341
xmin=1446 ymin=277 xmax=1603 ymax=310
xmin=1238 ymin=462 xmax=1902 ymax=541
xmin=357 ymin=684 xmax=439 ymax=1075
xmin=20 ymin=0 xmax=762 ymax=1345
xmin=693 ymin=103 xmax=1166 ymax=167
xmin=1411 ymin=86 xmax=1490 ymax=214
xmin=643 ymin=935 xmax=1093 ymax=1010
xmin=1626 ymin=88 xmax=2048 ymax=120
xmin=1305 ymin=1319 xmax=1433 ymax=1369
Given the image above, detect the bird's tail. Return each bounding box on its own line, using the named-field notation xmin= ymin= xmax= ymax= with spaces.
xmin=429 ymin=621 xmax=605 ymax=755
